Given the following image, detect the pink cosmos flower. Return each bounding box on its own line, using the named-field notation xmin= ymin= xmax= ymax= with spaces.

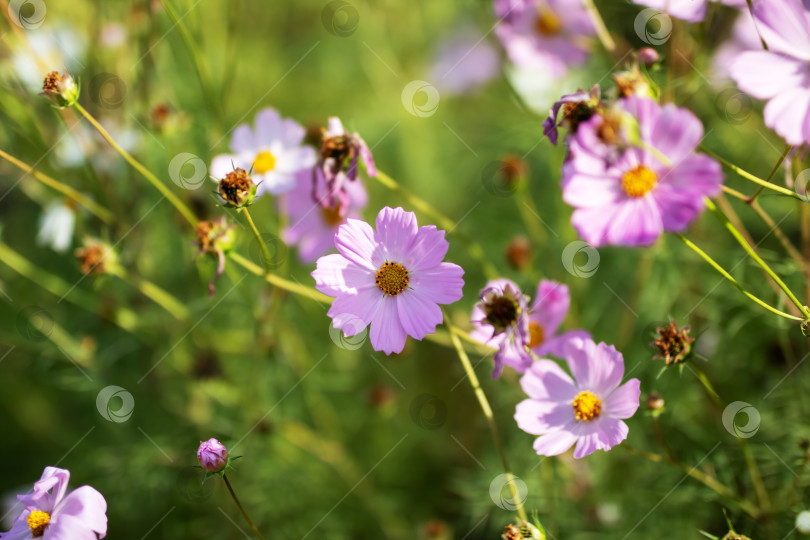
xmin=528 ymin=280 xmax=591 ymax=357
xmin=312 ymin=207 xmax=464 ymax=354
xmin=430 ymin=28 xmax=500 ymax=95
xmin=211 ymin=108 xmax=316 ymax=196
xmin=471 ymin=279 xmax=532 ymax=377
xmin=279 ymin=167 xmax=367 ymax=264
xmin=562 ymin=96 xmax=723 ymax=247
xmin=632 ymin=0 xmax=747 ymax=23
xmin=1 ymin=466 xmax=107 ymax=539
xmin=730 ymin=0 xmax=810 ymax=145
xmin=494 ymin=0 xmax=595 ymax=77
xmin=515 ymin=337 xmax=641 ymax=458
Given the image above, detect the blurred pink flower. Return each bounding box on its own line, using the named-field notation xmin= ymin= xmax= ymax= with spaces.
xmin=312 ymin=207 xmax=464 ymax=354
xmin=730 ymin=0 xmax=810 ymax=145
xmin=1 ymin=467 xmax=107 ymax=539
xmin=471 ymin=279 xmax=532 ymax=377
xmin=211 ymin=108 xmax=316 ymax=196
xmin=430 ymin=28 xmax=500 ymax=95
xmin=494 ymin=0 xmax=595 ymax=76
xmin=632 ymin=0 xmax=748 ymax=23
xmin=528 ymin=280 xmax=590 ymax=358
xmin=515 ymin=337 xmax=640 ymax=458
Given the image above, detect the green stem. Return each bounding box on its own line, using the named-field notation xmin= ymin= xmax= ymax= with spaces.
xmin=446 ymin=317 xmax=529 ymax=523
xmin=222 ymin=475 xmax=265 ymax=540
xmin=788 ymin=451 xmax=810 ymax=506
xmin=748 ymin=145 xmax=792 ymax=204
xmin=705 ymin=197 xmax=810 ymax=318
xmin=582 ymin=0 xmax=616 ymax=53
xmin=108 ymin=267 xmax=190 ymax=321
xmin=0 ymin=148 xmax=114 ymax=224
xmin=72 ymin=102 xmax=198 ymax=226
xmin=242 ymin=208 xmax=273 ymax=272
xmin=701 ymin=146 xmax=804 ymax=202
xmin=229 ymin=253 xmax=332 ymax=303
xmin=674 ymin=234 xmax=803 ymax=321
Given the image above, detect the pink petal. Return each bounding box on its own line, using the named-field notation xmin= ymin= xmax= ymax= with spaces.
xmin=396 ymin=289 xmax=443 ymax=340
xmin=650 ymin=104 xmax=704 ymax=164
xmin=369 ymin=298 xmax=408 ymax=354
xmin=763 ymin=86 xmax=810 ymax=145
xmin=519 ymin=359 xmax=577 ymax=401
xmin=404 ymin=226 xmax=449 ymax=271
xmin=532 ymin=429 xmax=578 ymax=456
xmin=327 ymin=286 xmax=384 ymax=331
xmin=335 ymin=218 xmax=378 ymax=270
xmin=530 ymin=280 xmax=569 ymax=335
xmin=654 ymin=156 xmax=722 ymax=231
xmin=374 ymin=207 xmax=419 ymax=262
xmin=730 ymin=51 xmax=809 ymax=100
xmin=750 ymin=0 xmax=810 ymax=60
xmin=603 ymin=378 xmax=642 ymax=419
xmin=603 ymin=196 xmax=663 ymax=247
xmin=278 ymin=118 xmax=307 ymax=148
xmin=515 ymin=399 xmax=575 ymax=435
xmin=254 ymin=108 xmax=283 ymax=147
xmin=230 ymin=124 xmax=255 ymax=154
xmin=564 ymin=339 xmax=624 ymax=396
xmin=312 ymin=254 xmax=374 ymax=295
xmin=535 ymin=329 xmax=591 ymax=357
xmin=19 ymin=467 xmax=70 ymax=513
xmin=210 ymin=154 xmax=241 ymax=180
xmin=43 ymin=514 xmax=98 ymax=540
xmin=409 ymin=262 xmax=464 ymax=304
xmin=54 ymin=487 xmax=107 ymax=539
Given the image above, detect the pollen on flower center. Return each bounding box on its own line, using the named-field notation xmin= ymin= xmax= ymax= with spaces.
xmin=27 ymin=510 xmax=50 ymax=537
xmin=321 ymin=204 xmax=344 ymax=227
xmin=528 ymin=322 xmax=545 ymax=348
xmin=572 ymin=390 xmax=602 ymax=422
xmin=375 ymin=262 xmax=409 ymax=296
xmin=621 ymin=165 xmax=657 ymax=198
xmin=535 ymin=6 xmax=561 ymax=36
xmin=484 ymin=296 xmax=519 ymax=329
xmin=253 ymin=150 xmax=277 ymax=174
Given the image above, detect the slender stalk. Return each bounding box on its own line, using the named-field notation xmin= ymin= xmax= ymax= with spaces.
xmin=222 ymin=475 xmax=265 ymax=540
xmin=788 ymin=450 xmax=810 ymax=505
xmin=748 ymin=145 xmax=793 ymax=204
xmin=446 ymin=318 xmax=528 ymax=523
xmin=108 ymin=267 xmax=190 ymax=321
xmin=0 ymin=148 xmax=114 ymax=224
xmin=582 ymin=0 xmax=616 ymax=53
xmin=229 ymin=253 xmax=332 ymax=303
xmin=674 ymin=234 xmax=803 ymax=321
xmin=72 ymin=102 xmax=199 ymax=226
xmin=242 ymin=208 xmax=273 ymax=272
xmin=701 ymin=147 xmax=805 ymax=202
xmin=705 ymin=197 xmax=810 ymax=318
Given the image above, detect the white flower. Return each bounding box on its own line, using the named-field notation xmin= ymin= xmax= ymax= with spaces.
xmin=797 ymin=510 xmax=810 ymax=535
xmin=37 ymin=202 xmax=76 ymax=253
xmin=9 ymin=27 xmax=85 ymax=92
xmin=211 ymin=108 xmax=316 ymax=197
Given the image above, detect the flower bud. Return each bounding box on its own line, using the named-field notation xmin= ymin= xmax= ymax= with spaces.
xmin=645 ymin=393 xmax=664 ymax=411
xmin=797 ymin=510 xmax=810 ymax=535
xmin=638 ymin=47 xmax=659 ymax=67
xmin=75 ymin=239 xmax=116 ymax=275
xmin=652 ymin=320 xmax=695 ymax=365
xmin=218 ymin=168 xmax=257 ymax=208
xmin=613 ymin=66 xmax=654 ymax=99
xmin=505 ymin=236 xmax=532 ymax=271
xmin=197 ymin=438 xmax=228 ymax=473
xmin=41 ymin=71 xmax=80 ymax=108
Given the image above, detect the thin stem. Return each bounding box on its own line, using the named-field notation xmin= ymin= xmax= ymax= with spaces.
xmin=0 ymin=148 xmax=114 ymax=224
xmin=374 ymin=171 xmax=498 ymax=279
xmin=446 ymin=317 xmax=528 ymax=523
xmin=582 ymin=0 xmax=616 ymax=53
xmin=242 ymin=208 xmax=273 ymax=272
xmin=222 ymin=475 xmax=265 ymax=540
xmin=108 ymin=268 xmax=191 ymax=321
xmin=788 ymin=451 xmax=810 ymax=506
xmin=229 ymin=253 xmax=332 ymax=303
xmin=701 ymin=146 xmax=805 ymax=202
xmin=72 ymin=102 xmax=198 ymax=226
xmin=748 ymin=145 xmax=793 ymax=204
xmin=674 ymin=234 xmax=803 ymax=321
xmin=705 ymin=197 xmax=810 ymax=318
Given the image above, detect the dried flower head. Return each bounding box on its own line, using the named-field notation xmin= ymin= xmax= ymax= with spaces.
xmin=613 ymin=65 xmax=654 ymax=99
xmin=505 ymin=236 xmax=532 ymax=271
xmin=645 ymin=393 xmax=664 ymax=411
xmin=218 ymin=167 xmax=256 ymax=208
xmin=41 ymin=70 xmax=80 ymax=107
xmin=499 ymin=155 xmax=526 ymax=186
xmin=652 ymin=320 xmax=695 ymax=365
xmin=194 ymin=217 xmax=235 ymax=296
xmin=75 ymin=239 xmax=115 ymax=275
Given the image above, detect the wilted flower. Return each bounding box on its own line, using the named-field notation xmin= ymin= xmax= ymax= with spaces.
xmin=218 ymin=168 xmax=257 ymax=208
xmin=312 ymin=207 xmax=464 ymax=355
xmin=543 ymin=85 xmax=601 ymax=146
xmin=315 ymin=117 xmax=376 ymax=214
xmin=471 ymin=279 xmax=532 ymax=377
xmin=41 ymin=70 xmax=80 ymax=108
xmin=195 ymin=217 xmax=235 ymax=296
xmin=75 ymin=239 xmax=115 ymax=275
xmin=652 ymin=320 xmax=695 ymax=365
xmin=197 ymin=438 xmax=229 ymax=473
xmin=0 ymin=466 xmax=107 ymax=539
xmin=515 ymin=337 xmax=641 ymax=458
xmin=37 ymin=201 xmax=76 ymax=253
xmin=211 ymin=108 xmax=316 ymax=196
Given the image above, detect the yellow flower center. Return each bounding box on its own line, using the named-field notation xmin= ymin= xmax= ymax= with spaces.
xmin=253 ymin=151 xmax=276 ymax=174
xmin=375 ymin=262 xmax=409 ymax=296
xmin=621 ymin=165 xmax=657 ymax=198
xmin=535 ymin=5 xmax=561 ymax=36
xmin=528 ymin=322 xmax=545 ymax=348
xmin=321 ymin=205 xmax=344 ymax=227
xmin=27 ymin=510 xmax=50 ymax=537
xmin=572 ymin=390 xmax=602 ymax=422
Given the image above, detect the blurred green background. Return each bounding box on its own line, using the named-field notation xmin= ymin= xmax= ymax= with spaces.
xmin=1 ymin=0 xmax=810 ymax=538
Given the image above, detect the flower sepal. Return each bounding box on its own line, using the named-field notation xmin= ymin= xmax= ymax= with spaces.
xmin=196 ymin=453 xmax=243 ymax=483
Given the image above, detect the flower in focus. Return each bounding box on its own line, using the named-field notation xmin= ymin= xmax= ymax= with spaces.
xmin=543 ymin=84 xmax=601 ymax=146
xmin=797 ymin=510 xmax=810 ymax=534
xmin=429 ymin=27 xmax=500 ymax=95
xmin=562 ymin=97 xmax=723 ymax=247
xmin=514 ymin=337 xmax=641 ymax=458
xmin=652 ymin=320 xmax=695 ymax=365
xmin=217 ymin=167 xmax=257 ymax=208
xmin=471 ymin=279 xmax=532 ymax=377
xmin=730 ymin=0 xmax=810 ymax=145
xmin=195 ymin=217 xmax=235 ymax=296
xmin=279 ymin=167 xmax=367 ymax=264
xmin=0 ymin=466 xmax=107 ymax=539
xmin=41 ymin=70 xmax=80 ymax=108
xmin=527 ymin=280 xmax=591 ymax=358
xmin=315 ymin=117 xmax=377 ymax=214
xmin=197 ymin=438 xmax=229 ymax=473
xmin=494 ymin=0 xmax=595 ymax=77
xmin=312 ymin=207 xmax=464 ymax=355
xmin=210 ymin=108 xmax=316 ymax=196
xmin=632 ymin=0 xmax=747 ymax=23
xmin=36 ymin=201 xmax=76 ymax=253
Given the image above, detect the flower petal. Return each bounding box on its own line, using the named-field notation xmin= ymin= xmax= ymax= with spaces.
xmin=730 ymin=51 xmax=810 ymax=100
xmin=312 ymin=254 xmax=374 ymax=295
xmin=53 ymin=486 xmax=107 ymax=539
xmin=396 ymin=289 xmax=443 ymax=341
xmin=404 ymin=226 xmax=449 ymax=271
xmin=564 ymin=339 xmax=625 ymax=396
xmin=650 ymin=103 xmax=704 ymax=164
xmin=515 ymin=399 xmax=575 ymax=435
xmin=519 ymin=359 xmax=577 ymax=401
xmin=327 ymin=286 xmax=384 ymax=333
xmin=374 ymin=207 xmax=419 ymax=262
xmin=603 ymin=378 xmax=642 ymax=419
xmin=532 ymin=429 xmax=578 ymax=456
xmin=334 ymin=218 xmax=378 ymax=270
xmin=408 ymin=262 xmax=464 ymax=305
xmin=254 ymin=108 xmax=283 ymax=147
xmin=530 ymin=280 xmax=570 ymax=335
xmin=230 ymin=124 xmax=255 ymax=154
xmin=42 ymin=513 xmax=98 ymax=540
xmin=535 ymin=329 xmax=591 ymax=358
xmin=369 ymin=298 xmax=408 ymax=354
